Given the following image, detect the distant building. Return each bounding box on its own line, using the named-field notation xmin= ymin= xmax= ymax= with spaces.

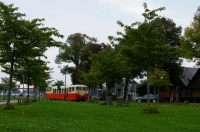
xmin=160 ymin=67 xmax=200 ymax=98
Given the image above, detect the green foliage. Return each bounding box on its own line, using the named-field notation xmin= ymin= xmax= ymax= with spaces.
xmin=141 ymin=105 xmax=159 ymax=114
xmin=0 ymin=77 xmax=17 ymax=90
xmin=99 ymin=101 xmax=107 ymax=105
xmin=109 ymin=3 xmax=176 ymax=106
xmin=150 ymin=68 xmax=173 ymax=90
xmin=55 ymin=33 xmax=97 ymax=84
xmin=83 ymin=47 xmax=128 ymax=99
xmin=156 ymin=17 xmax=183 ymax=84
xmin=180 ymin=6 xmax=200 ymax=65
xmin=0 ymin=2 xmax=63 ymax=106
xmin=52 ymin=80 xmax=65 ymax=86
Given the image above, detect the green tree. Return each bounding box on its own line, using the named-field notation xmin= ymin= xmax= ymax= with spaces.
xmin=55 ymin=33 xmax=97 ymax=84
xmin=0 ymin=77 xmax=17 ymax=89
xmin=156 ymin=17 xmax=183 ymax=84
xmin=110 ymin=17 xmax=183 ymax=100
xmin=0 ymin=77 xmax=17 ymax=101
xmin=12 ymin=58 xmax=51 ymax=102
xmin=0 ymin=2 xmax=63 ymax=107
xmin=52 ymin=80 xmax=65 ymax=87
xmin=150 ymin=68 xmax=173 ymax=101
xmin=79 ymin=43 xmax=106 ymax=73
xmin=78 ymin=43 xmax=107 ymax=93
xmin=111 ymin=3 xmax=174 ymax=107
xmin=83 ymin=47 xmax=128 ymax=101
xmin=180 ymin=6 xmax=200 ymax=65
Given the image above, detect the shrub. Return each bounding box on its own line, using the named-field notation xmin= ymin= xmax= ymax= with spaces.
xmin=100 ymin=101 xmax=107 ymax=105
xmin=141 ymin=105 xmax=159 ymax=114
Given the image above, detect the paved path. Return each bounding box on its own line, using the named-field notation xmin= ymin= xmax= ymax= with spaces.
xmin=0 ymin=100 xmax=18 ymax=105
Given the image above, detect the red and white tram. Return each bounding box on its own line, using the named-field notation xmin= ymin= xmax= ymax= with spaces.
xmin=46 ymin=85 xmax=88 ymax=101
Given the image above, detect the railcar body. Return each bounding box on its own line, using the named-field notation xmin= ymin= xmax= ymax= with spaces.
xmin=46 ymin=85 xmax=88 ymax=101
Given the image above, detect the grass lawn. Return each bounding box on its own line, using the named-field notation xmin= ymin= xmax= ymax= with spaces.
xmin=0 ymin=100 xmax=199 ymax=132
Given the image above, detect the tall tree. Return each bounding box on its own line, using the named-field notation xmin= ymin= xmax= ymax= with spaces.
xmin=79 ymin=43 xmax=106 ymax=73
xmin=83 ymin=47 xmax=129 ymax=101
xmin=156 ymin=17 xmax=183 ymax=84
xmin=12 ymin=58 xmax=51 ymax=102
xmin=111 ymin=3 xmax=174 ymax=107
xmin=180 ymin=6 xmax=200 ymax=65
xmin=78 ymin=43 xmax=107 ymax=91
xmin=0 ymin=2 xmax=63 ymax=107
xmin=55 ymin=33 xmax=97 ymax=84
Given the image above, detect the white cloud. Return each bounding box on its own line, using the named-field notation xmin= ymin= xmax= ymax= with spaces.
xmin=99 ymin=0 xmax=144 ymax=19
xmin=98 ymin=0 xmax=170 ymax=21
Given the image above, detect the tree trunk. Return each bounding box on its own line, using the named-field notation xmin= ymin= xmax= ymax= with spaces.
xmin=39 ymin=89 xmax=40 ymax=101
xmin=106 ymin=82 xmax=108 ymax=101
xmin=33 ymin=86 xmax=36 ymax=100
xmin=147 ymin=65 xmax=150 ymax=108
xmin=123 ymin=78 xmax=129 ymax=100
xmin=7 ymin=61 xmax=14 ymax=107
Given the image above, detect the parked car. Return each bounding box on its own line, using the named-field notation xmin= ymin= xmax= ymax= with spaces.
xmin=135 ymin=96 xmax=142 ymax=101
xmin=136 ymin=94 xmax=165 ymax=102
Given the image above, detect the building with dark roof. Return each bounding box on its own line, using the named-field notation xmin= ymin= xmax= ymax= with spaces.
xmin=159 ymin=67 xmax=200 ymax=98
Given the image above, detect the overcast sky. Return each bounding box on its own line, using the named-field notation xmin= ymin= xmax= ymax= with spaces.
xmin=0 ymin=0 xmax=199 ymax=84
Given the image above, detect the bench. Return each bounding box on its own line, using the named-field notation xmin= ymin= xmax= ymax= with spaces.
xmin=116 ymin=97 xmax=129 ymax=107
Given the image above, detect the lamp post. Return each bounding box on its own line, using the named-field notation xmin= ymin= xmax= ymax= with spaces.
xmin=22 ymin=75 xmax=25 ymax=103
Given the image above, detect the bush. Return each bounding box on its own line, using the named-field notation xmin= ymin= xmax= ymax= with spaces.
xmin=141 ymin=105 xmax=159 ymax=114
xmin=100 ymin=101 xmax=107 ymax=105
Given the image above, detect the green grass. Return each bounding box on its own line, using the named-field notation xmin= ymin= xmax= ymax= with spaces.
xmin=0 ymin=100 xmax=199 ymax=132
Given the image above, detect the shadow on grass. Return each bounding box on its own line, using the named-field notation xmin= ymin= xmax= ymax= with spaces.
xmin=2 ymin=104 xmax=15 ymax=110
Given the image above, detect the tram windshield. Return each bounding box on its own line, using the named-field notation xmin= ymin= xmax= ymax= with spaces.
xmin=83 ymin=87 xmax=88 ymax=91
xmin=76 ymin=87 xmax=82 ymax=91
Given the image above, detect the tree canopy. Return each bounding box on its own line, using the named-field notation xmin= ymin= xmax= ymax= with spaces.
xmin=180 ymin=6 xmax=200 ymax=65
xmin=55 ymin=33 xmax=97 ymax=84
xmin=0 ymin=2 xmax=63 ymax=107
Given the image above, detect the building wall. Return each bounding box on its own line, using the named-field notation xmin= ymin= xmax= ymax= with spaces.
xmin=181 ymin=89 xmax=187 ymax=97
xmin=192 ymin=91 xmax=200 ymax=97
xmin=190 ymin=75 xmax=200 ymax=88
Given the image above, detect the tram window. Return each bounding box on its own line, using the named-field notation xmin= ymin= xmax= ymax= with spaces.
xmin=62 ymin=89 xmax=64 ymax=93
xmin=72 ymin=87 xmax=74 ymax=91
xmin=53 ymin=89 xmax=56 ymax=93
xmin=83 ymin=87 xmax=88 ymax=91
xmin=76 ymin=87 xmax=82 ymax=91
xmin=69 ymin=87 xmax=71 ymax=92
